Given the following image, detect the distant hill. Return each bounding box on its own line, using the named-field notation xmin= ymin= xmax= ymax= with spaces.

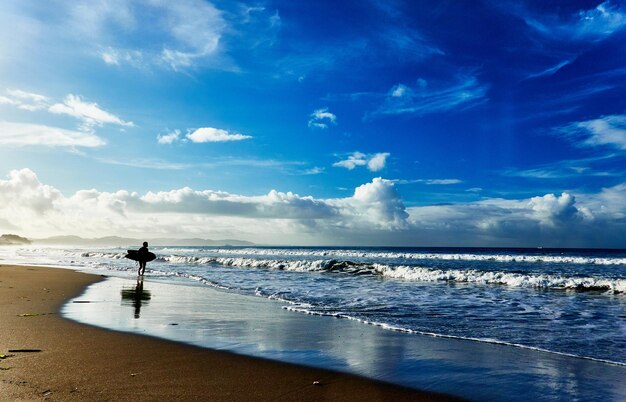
xmin=33 ymin=235 xmax=254 ymax=247
xmin=0 ymin=234 xmax=32 ymax=245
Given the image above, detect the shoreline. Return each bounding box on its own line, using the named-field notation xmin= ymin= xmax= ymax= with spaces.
xmin=0 ymin=264 xmax=458 ymax=401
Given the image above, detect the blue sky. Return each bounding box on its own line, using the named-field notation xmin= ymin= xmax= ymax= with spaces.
xmin=0 ymin=0 xmax=625 ymax=246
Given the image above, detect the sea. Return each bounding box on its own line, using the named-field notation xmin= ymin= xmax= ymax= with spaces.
xmin=2 ymin=245 xmax=625 ymax=400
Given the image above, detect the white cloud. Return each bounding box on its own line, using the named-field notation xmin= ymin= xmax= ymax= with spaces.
xmin=503 ymin=154 xmax=619 ymax=180
xmin=391 ymin=84 xmax=409 ymax=97
xmin=0 ymin=169 xmax=62 ymax=215
xmin=575 ymin=1 xmax=626 ymax=37
xmin=0 ymin=89 xmax=49 ymax=111
xmin=524 ymin=1 xmax=626 ymax=40
xmin=367 ymin=153 xmax=390 ymax=172
xmin=7 ymin=89 xmax=48 ymax=104
xmin=0 ymin=121 xmax=105 ymax=147
xmin=3 ymin=168 xmax=626 ymax=247
xmin=525 ymin=59 xmax=572 ymax=79
xmin=94 ymin=157 xmax=190 ymax=170
xmin=566 ymin=115 xmax=626 ymax=150
xmin=49 ymin=94 xmax=133 ymax=131
xmin=300 ymin=167 xmax=324 ymax=175
xmin=347 ymin=178 xmax=408 ymax=229
xmin=100 ymin=47 xmax=143 ymax=67
xmin=370 ymin=75 xmax=488 ymax=118
xmin=66 ymin=0 xmax=228 ymax=71
xmin=0 ymin=169 xmax=408 ymax=240
xmin=101 ymin=49 xmax=120 ymax=65
xmin=157 ymin=129 xmax=181 ymax=144
xmin=333 ymin=152 xmax=367 ymax=170
xmin=308 ymin=107 xmax=337 ymax=129
xmin=528 ymin=192 xmax=589 ymax=226
xmin=405 ymin=192 xmax=598 ymax=247
xmin=1 ymin=89 xmax=132 ymax=131
xmin=426 ymin=179 xmax=462 ymax=185
xmin=186 ymin=127 xmax=252 ymax=143
xmin=393 ymin=178 xmax=462 ymax=185
xmin=333 ymin=152 xmax=389 ymax=172
xmin=157 ymin=1 xmax=225 ymax=70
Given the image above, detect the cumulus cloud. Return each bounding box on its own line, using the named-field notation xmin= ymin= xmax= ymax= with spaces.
xmin=347 ymin=178 xmax=408 ymax=229
xmin=308 ymin=107 xmax=337 ymax=129
xmin=333 ymin=152 xmax=389 ymax=172
xmin=49 ymin=94 xmax=133 ymax=131
xmin=406 ymin=191 xmax=604 ymax=247
xmin=528 ymin=192 xmax=591 ymax=225
xmin=157 ymin=129 xmax=181 ymax=144
xmin=0 ymin=169 xmax=62 ymax=215
xmin=0 ymin=169 xmax=408 ymax=240
xmin=186 ymin=127 xmax=252 ymax=143
xmin=0 ymin=121 xmax=105 ymax=147
xmin=2 ymin=168 xmax=626 ymax=247
xmin=367 ymin=153 xmax=390 ymax=172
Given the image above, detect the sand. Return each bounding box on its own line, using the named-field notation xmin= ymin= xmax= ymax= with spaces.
xmin=0 ymin=265 xmax=460 ymax=401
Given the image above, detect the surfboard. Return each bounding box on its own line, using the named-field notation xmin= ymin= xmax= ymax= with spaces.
xmin=125 ymin=250 xmax=156 ymax=262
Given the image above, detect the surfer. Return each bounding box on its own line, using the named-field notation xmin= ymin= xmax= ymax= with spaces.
xmin=137 ymin=241 xmax=149 ymax=276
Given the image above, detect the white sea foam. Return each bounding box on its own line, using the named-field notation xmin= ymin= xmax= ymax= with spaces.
xmin=155 ymin=254 xmax=626 ymax=293
xmin=64 ymin=249 xmax=626 ymax=293
xmin=180 ymin=248 xmax=626 ymax=265
xmin=78 ymin=251 xmax=127 ymax=259
xmin=374 ymin=265 xmax=626 ymax=293
xmin=66 ymin=247 xmax=626 ymax=265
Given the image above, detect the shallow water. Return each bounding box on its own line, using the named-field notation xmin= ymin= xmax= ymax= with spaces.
xmin=63 ymin=277 xmax=626 ymax=401
xmin=4 ymin=245 xmax=624 ymax=365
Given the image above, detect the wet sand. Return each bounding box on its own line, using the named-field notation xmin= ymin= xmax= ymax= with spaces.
xmin=0 ymin=265 xmax=458 ymax=401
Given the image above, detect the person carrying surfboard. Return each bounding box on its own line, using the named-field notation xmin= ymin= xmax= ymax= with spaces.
xmin=137 ymin=241 xmax=150 ymax=276
xmin=124 ymin=243 xmax=156 ymax=274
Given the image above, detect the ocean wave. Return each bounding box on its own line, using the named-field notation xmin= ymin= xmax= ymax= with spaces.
xmin=159 ymin=255 xmax=372 ymax=273
xmin=187 ymin=248 xmax=626 ymax=265
xmin=375 ymin=265 xmax=626 ymax=293
xmin=69 ymin=251 xmax=626 ymax=293
xmin=156 ymin=254 xmax=626 ymax=293
xmin=69 ymin=247 xmax=626 ymax=265
xmin=77 ymin=251 xmax=127 ymax=259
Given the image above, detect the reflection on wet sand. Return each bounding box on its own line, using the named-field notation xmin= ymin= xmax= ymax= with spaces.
xmin=121 ymin=279 xmax=151 ymax=318
xmin=66 ymin=278 xmax=626 ymax=401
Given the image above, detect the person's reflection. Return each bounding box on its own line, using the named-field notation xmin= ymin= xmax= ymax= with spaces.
xmin=121 ymin=278 xmax=151 ymax=319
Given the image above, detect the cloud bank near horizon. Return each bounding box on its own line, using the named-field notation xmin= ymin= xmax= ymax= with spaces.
xmin=1 ymin=168 xmax=625 ymax=247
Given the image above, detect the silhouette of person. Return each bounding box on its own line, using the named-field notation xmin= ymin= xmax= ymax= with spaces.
xmin=137 ymin=241 xmax=149 ymax=276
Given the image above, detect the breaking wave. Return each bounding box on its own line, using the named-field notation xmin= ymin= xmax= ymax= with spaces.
xmin=174 ymin=248 xmax=626 ymax=265
xmin=68 ymin=250 xmax=626 ymax=294
xmin=154 ymin=254 xmax=626 ymax=294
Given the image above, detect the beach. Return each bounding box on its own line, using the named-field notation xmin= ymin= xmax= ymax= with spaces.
xmin=0 ymin=264 xmax=457 ymax=401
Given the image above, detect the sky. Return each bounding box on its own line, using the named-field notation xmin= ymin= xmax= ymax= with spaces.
xmin=0 ymin=0 xmax=626 ymax=247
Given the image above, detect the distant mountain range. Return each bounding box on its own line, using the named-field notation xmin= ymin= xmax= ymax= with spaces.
xmin=0 ymin=234 xmax=32 ymax=245
xmin=2 ymin=234 xmax=254 ymax=247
